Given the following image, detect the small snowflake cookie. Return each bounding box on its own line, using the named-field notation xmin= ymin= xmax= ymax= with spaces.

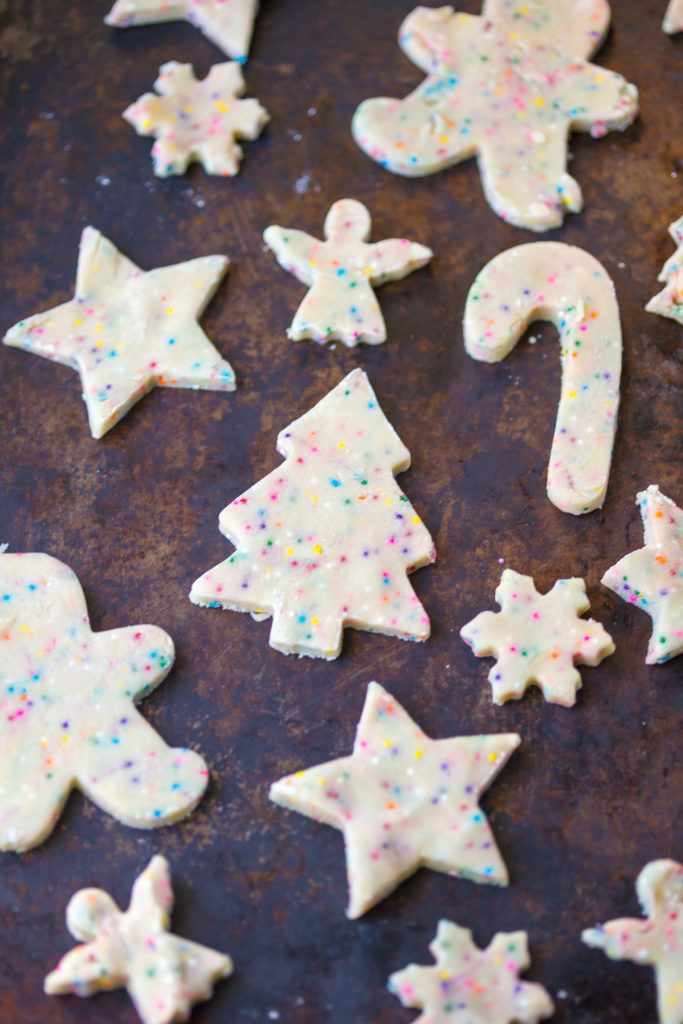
xmin=646 ymin=216 xmax=683 ymax=324
xmin=106 ymin=0 xmax=259 ymax=62
xmin=461 ymin=569 xmax=615 ymax=706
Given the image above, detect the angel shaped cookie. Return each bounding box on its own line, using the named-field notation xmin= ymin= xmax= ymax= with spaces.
xmin=263 ymin=199 xmax=432 ymax=345
xmin=106 ymin=0 xmax=259 ymax=61
xmin=353 ymin=2 xmax=638 ymax=230
xmin=45 ymin=855 xmax=233 ymax=1024
xmin=646 ymin=216 xmax=683 ymax=324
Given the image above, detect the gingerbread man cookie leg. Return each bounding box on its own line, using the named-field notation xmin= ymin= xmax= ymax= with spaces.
xmin=646 ymin=216 xmax=683 ymax=324
xmin=105 ymin=0 xmax=259 ymax=62
xmin=464 ymin=242 xmax=622 ymax=514
xmin=664 ymin=0 xmax=683 ymax=33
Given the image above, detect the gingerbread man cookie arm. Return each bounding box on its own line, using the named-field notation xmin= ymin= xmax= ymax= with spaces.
xmin=464 ymin=242 xmax=621 ymax=514
xmin=263 ymin=226 xmax=317 ymax=287
xmin=664 ymin=0 xmax=683 ymax=33
xmin=583 ymin=918 xmax=657 ymax=965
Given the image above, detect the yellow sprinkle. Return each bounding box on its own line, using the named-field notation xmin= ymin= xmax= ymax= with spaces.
xmin=385 ymin=498 xmax=393 ymax=505
xmin=311 ymin=617 xmax=318 ymax=625
xmin=412 ymin=516 xmax=420 ymax=524
xmin=286 ymin=548 xmax=293 ymax=555
xmin=338 ymin=442 xmax=345 ymax=448
xmin=364 ymin=268 xmax=371 ymax=275
xmin=535 ymin=98 xmax=544 ymax=106
xmin=440 ymin=971 xmax=451 ymax=980
xmin=143 ymin=119 xmax=150 ymax=128
xmin=509 ymin=31 xmax=518 ymax=39
xmin=317 ymin=777 xmax=326 ymax=786
xmin=216 ymin=102 xmax=229 ymax=113
xmin=95 ymin=325 xmax=102 ymax=331
xmin=415 ymin=749 xmax=422 ymax=759
xmin=61 ymin=736 xmax=68 ymax=743
xmin=569 ymin=390 xmax=577 ymax=398
xmin=384 ymin=740 xmax=392 ymax=747
xmin=489 ymin=752 xmax=498 ymax=761
xmin=75 ymin=319 xmax=82 ymax=325
xmin=440 ymin=135 xmax=449 ymax=143
xmin=594 ymin=75 xmax=603 ymax=83
xmin=312 ymin=496 xmax=318 ymax=502
xmin=167 ymin=307 xmax=174 ymax=313
xmin=313 ymin=545 xmax=323 ymax=554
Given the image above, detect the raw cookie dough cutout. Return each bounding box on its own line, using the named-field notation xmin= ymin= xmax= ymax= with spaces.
xmin=460 ymin=568 xmax=615 ymax=707
xmin=389 ymin=919 xmax=554 ymax=1024
xmin=602 ymin=485 xmax=683 ymax=664
xmin=464 ymin=242 xmax=622 ymax=514
xmin=45 ymin=855 xmax=233 ymax=1024
xmin=270 ymin=681 xmax=520 ymax=918
xmin=646 ymin=216 xmax=683 ymax=324
xmin=190 ymin=368 xmax=436 ymax=659
xmin=106 ymin=0 xmax=259 ymax=61
xmin=583 ymin=859 xmax=683 ymax=1024
xmin=124 ymin=61 xmax=269 ymax=178
xmin=352 ymin=2 xmax=638 ymax=231
xmin=3 ymin=227 xmax=234 ymax=439
xmin=263 ymin=199 xmax=432 ymax=346
xmin=0 ymin=553 xmax=208 ymax=852
xmin=664 ymin=0 xmax=683 ymax=33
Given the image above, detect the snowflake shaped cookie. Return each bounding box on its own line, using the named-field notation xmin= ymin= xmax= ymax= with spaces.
xmin=124 ymin=61 xmax=269 ymax=178
xmin=461 ymin=569 xmax=615 ymax=706
xmin=646 ymin=216 xmax=683 ymax=324
xmin=602 ymin=485 xmax=683 ymax=664
xmin=263 ymin=199 xmax=432 ymax=345
xmin=664 ymin=0 xmax=683 ymax=33
xmin=270 ymin=682 xmax=520 ymax=918
xmin=106 ymin=0 xmax=259 ymax=61
xmin=389 ymin=919 xmax=554 ymax=1024
xmin=3 ymin=227 xmax=234 ymax=438
xmin=45 ymin=855 xmax=233 ymax=1024
xmin=0 ymin=553 xmax=208 ymax=852
xmin=352 ymin=1 xmax=638 ymax=231
xmin=583 ymin=859 xmax=683 ymax=1024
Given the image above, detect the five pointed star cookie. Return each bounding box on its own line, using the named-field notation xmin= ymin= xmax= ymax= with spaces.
xmin=269 ymin=682 xmax=520 ymax=918
xmin=461 ymin=569 xmax=615 ymax=707
xmin=583 ymin=859 xmax=683 ymax=1024
xmin=105 ymin=0 xmax=259 ymax=61
xmin=3 ymin=227 xmax=234 ymax=438
xmin=602 ymin=485 xmax=683 ymax=664
xmin=0 ymin=553 xmax=208 ymax=852
xmin=124 ymin=61 xmax=269 ymax=178
xmin=45 ymin=855 xmax=233 ymax=1024
xmin=646 ymin=216 xmax=683 ymax=324
xmin=664 ymin=0 xmax=683 ymax=33
xmin=389 ymin=919 xmax=554 ymax=1024
xmin=263 ymin=198 xmax=432 ymax=346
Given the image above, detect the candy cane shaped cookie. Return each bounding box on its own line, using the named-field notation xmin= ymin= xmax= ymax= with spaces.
xmin=464 ymin=243 xmax=622 ymax=515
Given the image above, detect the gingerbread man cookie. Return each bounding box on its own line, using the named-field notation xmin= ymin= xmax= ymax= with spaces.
xmin=106 ymin=0 xmax=259 ymax=61
xmin=646 ymin=216 xmax=683 ymax=324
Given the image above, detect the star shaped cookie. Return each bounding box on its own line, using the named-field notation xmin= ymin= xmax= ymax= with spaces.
xmin=0 ymin=553 xmax=208 ymax=852
xmin=45 ymin=855 xmax=233 ymax=1024
xmin=263 ymin=199 xmax=432 ymax=345
xmin=389 ymin=919 xmax=554 ymax=1024
xmin=602 ymin=485 xmax=683 ymax=664
xmin=269 ymin=682 xmax=520 ymax=918
xmin=106 ymin=0 xmax=259 ymax=61
xmin=646 ymin=216 xmax=683 ymax=324
xmin=583 ymin=859 xmax=683 ymax=1024
xmin=4 ymin=227 xmax=234 ymax=438
xmin=460 ymin=569 xmax=615 ymax=706
xmin=124 ymin=61 xmax=269 ymax=178
xmin=664 ymin=0 xmax=683 ymax=33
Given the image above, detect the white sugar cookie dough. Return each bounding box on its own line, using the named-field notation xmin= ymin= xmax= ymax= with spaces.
xmin=461 ymin=569 xmax=615 ymax=707
xmin=664 ymin=0 xmax=683 ymax=33
xmin=464 ymin=242 xmax=622 ymax=514
xmin=352 ymin=1 xmax=638 ymax=231
xmin=106 ymin=0 xmax=259 ymax=61
xmin=3 ymin=227 xmax=234 ymax=438
xmin=583 ymin=859 xmax=683 ymax=1024
xmin=389 ymin=920 xmax=554 ymax=1024
xmin=0 ymin=553 xmax=208 ymax=852
xmin=46 ymin=855 xmax=233 ymax=1024
xmin=124 ymin=61 xmax=269 ymax=178
xmin=263 ymin=199 xmax=432 ymax=345
xmin=270 ymin=682 xmax=520 ymax=918
xmin=646 ymin=216 xmax=683 ymax=323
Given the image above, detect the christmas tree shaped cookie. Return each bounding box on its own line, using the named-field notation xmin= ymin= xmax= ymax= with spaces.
xmin=190 ymin=369 xmax=436 ymax=659
xmin=646 ymin=216 xmax=683 ymax=323
xmin=46 ymin=855 xmax=233 ymax=1024
xmin=106 ymin=0 xmax=259 ymax=62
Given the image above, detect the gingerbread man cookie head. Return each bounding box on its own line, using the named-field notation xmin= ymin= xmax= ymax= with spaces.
xmin=66 ymin=889 xmax=121 ymax=942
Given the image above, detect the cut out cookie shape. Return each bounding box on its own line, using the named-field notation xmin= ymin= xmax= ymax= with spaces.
xmin=389 ymin=919 xmax=554 ymax=1024
xmin=583 ymin=859 xmax=683 ymax=1024
xmin=124 ymin=61 xmax=269 ymax=178
xmin=460 ymin=569 xmax=615 ymax=707
xmin=664 ymin=0 xmax=683 ymax=33
xmin=270 ymin=682 xmax=520 ymax=918
xmin=45 ymin=855 xmax=233 ymax=1024
xmin=106 ymin=0 xmax=258 ymax=61
xmin=646 ymin=216 xmax=683 ymax=324
xmin=3 ymin=227 xmax=234 ymax=438
xmin=263 ymin=199 xmax=432 ymax=346
xmin=190 ymin=369 xmax=435 ymax=659
xmin=352 ymin=2 xmax=638 ymax=231
xmin=602 ymin=485 xmax=683 ymax=664
xmin=0 ymin=553 xmax=208 ymax=852
xmin=464 ymin=242 xmax=622 ymax=514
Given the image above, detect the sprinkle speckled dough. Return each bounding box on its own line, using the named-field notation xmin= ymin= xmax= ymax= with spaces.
xmin=664 ymin=0 xmax=683 ymax=33
xmin=352 ymin=1 xmax=638 ymax=231
xmin=263 ymin=199 xmax=432 ymax=346
xmin=464 ymin=242 xmax=622 ymax=514
xmin=0 ymin=553 xmax=208 ymax=853
xmin=583 ymin=860 xmax=683 ymax=1024
xmin=124 ymin=61 xmax=269 ymax=178
xmin=602 ymin=485 xmax=683 ymax=665
xmin=270 ymin=682 xmax=520 ymax=918
xmin=190 ymin=369 xmax=435 ymax=659
xmin=105 ymin=0 xmax=258 ymax=61
xmin=646 ymin=216 xmax=683 ymax=324
xmin=461 ymin=569 xmax=614 ymax=707
xmin=389 ymin=919 xmax=554 ymax=1024
xmin=45 ymin=855 xmax=233 ymax=1024
xmin=3 ymin=227 xmax=234 ymax=439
